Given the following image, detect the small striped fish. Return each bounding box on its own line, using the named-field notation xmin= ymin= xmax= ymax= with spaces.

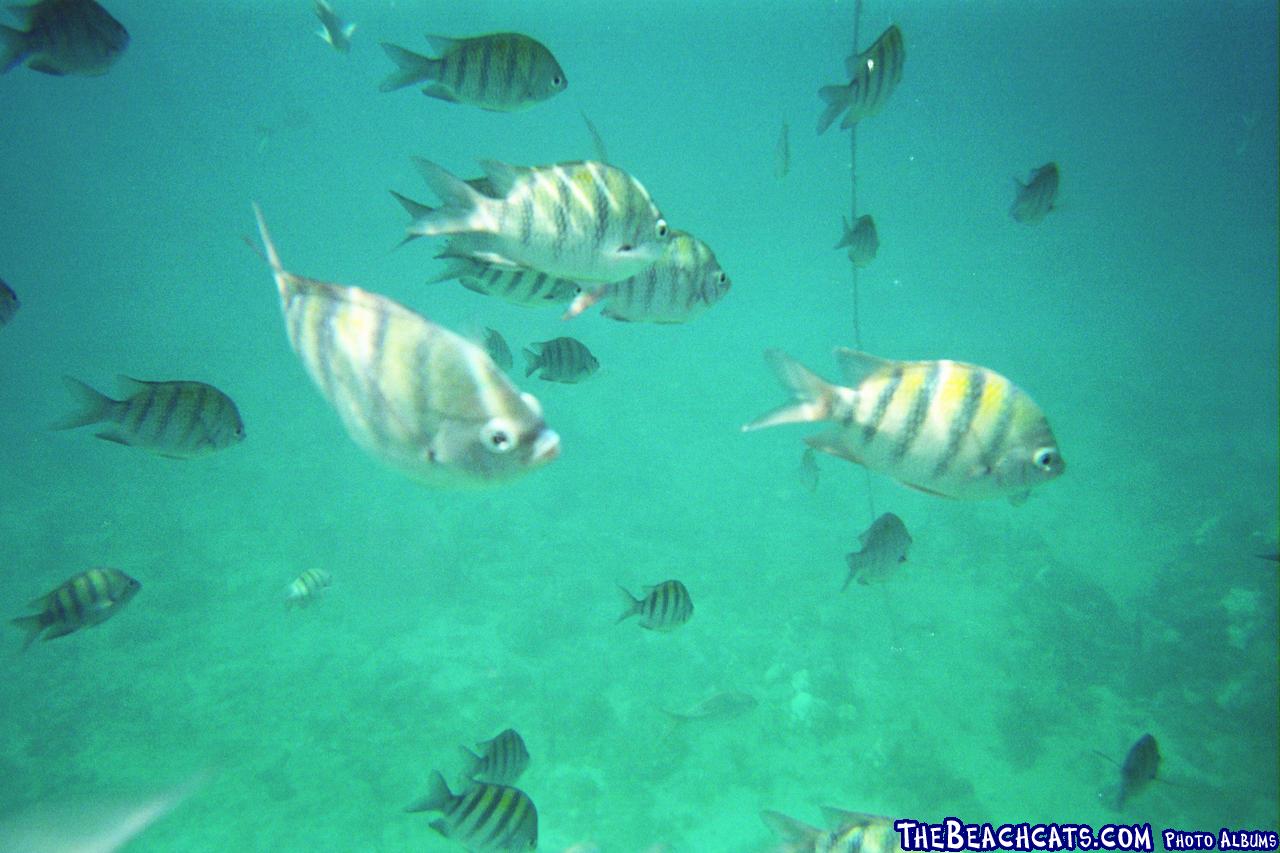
xmin=836 ymin=215 xmax=879 ymax=268
xmin=53 ymin=376 xmax=245 ymax=458
xmin=763 ymin=808 xmax=903 ymax=853
xmin=617 ymin=580 xmax=693 ymax=632
xmin=425 ymin=252 xmax=580 ymax=309
xmin=0 ymin=0 xmax=128 ymax=76
xmin=284 ymin=568 xmax=332 ymax=609
xmin=0 ymin=278 xmax=17 ymax=327
xmin=1010 ymin=162 xmax=1059 ymax=224
xmin=380 ymin=32 xmax=565 ymax=112
xmin=398 ymin=157 xmax=671 ymax=284
xmin=251 ymin=205 xmax=559 ymax=487
xmin=314 ymin=0 xmax=354 ymax=53
xmin=817 ymin=24 xmax=905 ymax=134
xmin=459 ymin=728 xmax=530 ymax=786
xmin=11 ymin=567 xmax=140 ymax=650
xmin=483 ymin=328 xmax=514 ymax=372
xmin=406 ymin=771 xmax=537 ymax=852
xmin=743 ymin=349 xmax=1064 ymax=503
xmin=563 ymin=230 xmax=731 ymax=324
xmin=523 ymin=337 xmax=598 ymax=383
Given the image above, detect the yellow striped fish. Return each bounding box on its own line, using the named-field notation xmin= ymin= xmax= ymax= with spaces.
xmin=460 ymin=728 xmax=530 ymax=786
xmin=396 ymin=157 xmax=671 ymax=284
xmin=426 ymin=253 xmax=580 ymax=308
xmin=617 ymin=580 xmax=694 ymax=631
xmin=379 ymin=32 xmax=565 ymax=112
xmin=563 ymin=229 xmax=731 ymax=324
xmin=817 ymin=24 xmax=905 ymax=134
xmin=1010 ymin=162 xmax=1059 ymax=224
xmin=743 ymin=349 xmax=1064 ymax=503
xmin=405 ymin=771 xmax=538 ymax=851
xmin=763 ymin=807 xmax=903 ymax=853
xmin=284 ymin=568 xmax=331 ymax=609
xmin=835 ymin=214 xmax=879 ymax=268
xmin=251 ymin=205 xmax=559 ymax=487
xmin=11 ymin=567 xmax=140 ymax=649
xmin=53 ymin=376 xmax=245 ymax=458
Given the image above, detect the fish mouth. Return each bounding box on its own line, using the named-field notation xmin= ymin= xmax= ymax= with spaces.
xmin=531 ymin=429 xmax=560 ymax=465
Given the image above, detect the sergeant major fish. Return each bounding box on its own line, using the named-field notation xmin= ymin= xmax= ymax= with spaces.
xmin=396 ymin=157 xmax=671 ymax=284
xmin=11 ymin=567 xmax=140 ymax=649
xmin=836 ymin=214 xmax=879 ymax=268
xmin=380 ymin=32 xmax=566 ymax=112
xmin=284 ymin=568 xmax=332 ymax=609
xmin=523 ymin=337 xmax=598 ymax=383
xmin=53 ymin=376 xmax=245 ymax=458
xmin=743 ymin=349 xmax=1064 ymax=503
xmin=405 ymin=771 xmax=537 ymax=851
xmin=483 ymin=327 xmax=514 ymax=372
xmin=1010 ymin=162 xmax=1059 ymax=224
xmin=1 ymin=0 xmax=128 ymax=76
xmin=459 ymin=728 xmax=529 ymax=786
xmin=763 ymin=807 xmax=903 ymax=853
xmin=250 ymin=204 xmax=559 ymax=487
xmin=420 ymin=250 xmax=580 ymax=309
xmin=314 ymin=0 xmax=354 ymax=53
xmin=844 ymin=512 xmax=911 ymax=589
xmin=817 ymin=24 xmax=904 ymax=134
xmin=617 ymin=580 xmax=693 ymax=632
xmin=0 ymin=278 xmax=18 ymax=328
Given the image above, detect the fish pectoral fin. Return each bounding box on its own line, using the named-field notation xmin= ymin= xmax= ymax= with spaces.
xmin=901 ymin=481 xmax=952 ymax=498
xmin=421 ymin=83 xmax=459 ymax=104
xmin=27 ymin=60 xmax=66 ymax=76
xmin=804 ymin=431 xmax=862 ymax=464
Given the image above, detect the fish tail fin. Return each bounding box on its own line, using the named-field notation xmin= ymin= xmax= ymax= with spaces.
xmin=406 ymin=158 xmax=491 ymax=238
xmin=742 ymin=350 xmax=839 ymax=432
xmin=404 ymin=770 xmax=452 ymax=813
xmin=761 ymin=810 xmax=824 ymax=848
xmin=51 ymin=376 xmax=117 ymax=431
xmin=0 ymin=25 xmax=27 ymax=74
xmin=816 ymin=84 xmax=849 ymax=134
xmin=10 ymin=614 xmax=44 ymax=650
xmin=562 ymin=286 xmax=606 ymax=320
xmin=388 ymin=189 xmax=436 ymax=247
xmin=616 ymin=586 xmax=640 ymax=623
xmin=379 ymin=42 xmax=439 ymax=92
xmin=522 ymin=348 xmax=541 ymax=378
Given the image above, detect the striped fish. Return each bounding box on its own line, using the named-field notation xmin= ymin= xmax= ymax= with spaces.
xmin=405 ymin=771 xmax=537 ymax=852
xmin=380 ymin=32 xmax=565 ymax=112
xmin=424 ymin=252 xmax=580 ymax=309
xmin=459 ymin=728 xmax=530 ymax=786
xmin=1010 ymin=162 xmax=1059 ymax=224
xmin=0 ymin=278 xmax=17 ymax=327
xmin=284 ymin=568 xmax=332 ymax=609
xmin=523 ymin=337 xmax=598 ymax=383
xmin=563 ymin=230 xmax=731 ymax=324
xmin=743 ymin=349 xmax=1065 ymax=503
xmin=617 ymin=580 xmax=693 ymax=632
xmin=1 ymin=0 xmax=128 ymax=76
xmin=53 ymin=376 xmax=245 ymax=459
xmin=11 ymin=567 xmax=140 ymax=650
xmin=835 ymin=215 xmax=878 ymax=268
xmin=762 ymin=807 xmax=903 ymax=853
xmin=397 ymin=157 xmax=671 ymax=284
xmin=251 ymin=205 xmax=559 ymax=487
xmin=314 ymin=0 xmax=354 ymax=53
xmin=483 ymin=328 xmax=513 ymax=372
xmin=817 ymin=24 xmax=905 ymax=134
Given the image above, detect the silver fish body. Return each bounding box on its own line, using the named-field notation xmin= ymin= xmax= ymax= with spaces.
xmin=406 ymin=772 xmax=537 ymax=852
xmin=284 ymin=568 xmax=332 ymax=609
xmin=252 ymin=205 xmax=559 ymax=487
xmin=460 ymin=728 xmax=529 ymax=786
xmin=399 ymin=158 xmax=671 ymax=284
xmin=427 ymin=253 xmax=580 ymax=309
xmin=844 ymin=512 xmax=911 ymax=589
xmin=11 ymin=567 xmax=140 ymax=649
xmin=1011 ymin=162 xmax=1059 ymax=224
xmin=523 ymin=337 xmax=598 ymax=383
xmin=563 ymin=230 xmax=730 ymax=324
xmin=836 ymin=215 xmax=879 ymax=268
xmin=0 ymin=278 xmax=18 ymax=327
xmin=314 ymin=0 xmax=354 ymax=53
xmin=380 ymin=32 xmax=565 ymax=112
xmin=482 ymin=328 xmax=514 ymax=371
xmin=617 ymin=580 xmax=693 ymax=632
xmin=743 ymin=349 xmax=1064 ymax=502
xmin=1 ymin=0 xmax=128 ymax=76
xmin=817 ymin=24 xmax=904 ymax=134
xmin=54 ymin=376 xmax=245 ymax=458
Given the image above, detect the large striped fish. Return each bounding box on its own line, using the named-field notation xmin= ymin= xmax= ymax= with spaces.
xmin=743 ymin=349 xmax=1064 ymax=503
xmin=396 ymin=157 xmax=671 ymax=284
xmin=0 ymin=278 xmax=18 ymax=327
xmin=762 ymin=807 xmax=903 ymax=853
xmin=835 ymin=215 xmax=879 ymax=269
xmin=251 ymin=205 xmax=559 ymax=487
xmin=53 ymin=376 xmax=245 ymax=458
xmin=425 ymin=253 xmax=580 ymax=309
xmin=817 ymin=24 xmax=905 ymax=134
xmin=617 ymin=580 xmax=694 ymax=632
xmin=380 ymin=32 xmax=565 ymax=112
xmin=11 ymin=567 xmax=140 ymax=650
xmin=563 ymin=230 xmax=731 ymax=324
xmin=405 ymin=772 xmax=537 ymax=852
xmin=459 ymin=728 xmax=530 ymax=786
xmin=1010 ymin=162 xmax=1059 ymax=224
xmin=1 ymin=0 xmax=128 ymax=76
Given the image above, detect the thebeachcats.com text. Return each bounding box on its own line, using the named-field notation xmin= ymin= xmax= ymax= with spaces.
xmin=893 ymin=819 xmax=1279 ymax=852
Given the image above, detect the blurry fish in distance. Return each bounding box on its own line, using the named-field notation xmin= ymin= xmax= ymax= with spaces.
xmin=1010 ymin=163 xmax=1059 ymax=224
xmin=314 ymin=0 xmax=354 ymax=53
xmin=53 ymin=376 xmax=245 ymax=459
xmin=617 ymin=580 xmax=693 ymax=632
xmin=460 ymin=728 xmax=529 ymax=786
xmin=1099 ymin=733 xmax=1160 ymax=809
xmin=249 ymin=205 xmax=559 ymax=487
xmin=395 ymin=157 xmax=671 ymax=283
xmin=284 ymin=568 xmax=331 ymax=609
xmin=483 ymin=328 xmax=514 ymax=372
xmin=524 ymin=337 xmax=599 ymax=383
xmin=405 ymin=771 xmax=537 ymax=851
xmin=836 ymin=214 xmax=879 ymax=268
xmin=743 ymin=349 xmax=1064 ymax=502
xmin=663 ymin=691 xmax=756 ymax=722
xmin=11 ymin=567 xmax=140 ymax=649
xmin=763 ymin=807 xmax=902 ymax=853
xmin=0 ymin=0 xmax=128 ymax=76
xmin=845 ymin=512 xmax=911 ymax=589
xmin=420 ymin=251 xmax=580 ymax=309
xmin=775 ymin=122 xmax=790 ymax=178
xmin=380 ymin=32 xmax=566 ymax=112
xmin=799 ymin=447 xmax=820 ymax=492
xmin=0 ymin=278 xmax=18 ymax=328
xmin=817 ymin=24 xmax=904 ymax=134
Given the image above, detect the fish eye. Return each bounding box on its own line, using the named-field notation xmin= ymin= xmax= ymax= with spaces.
xmin=481 ymin=419 xmax=518 ymax=454
xmin=553 ymin=75 xmax=564 ymax=87
xmin=1033 ymin=447 xmax=1059 ymax=471
xmin=655 ymin=219 xmax=669 ymax=238
xmin=717 ymin=272 xmax=727 ymax=284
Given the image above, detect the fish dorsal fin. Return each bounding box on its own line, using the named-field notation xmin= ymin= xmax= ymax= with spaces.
xmin=835 ymin=216 xmax=853 ymax=249
xmin=116 ymin=375 xmax=152 ymax=396
xmin=424 ymin=34 xmax=458 ymax=55
xmin=761 ymin=810 xmax=822 ymax=844
xmin=479 ymin=160 xmax=526 ymax=196
xmin=581 ymin=111 xmax=610 ymax=164
xmin=821 ymin=806 xmax=885 ymax=830
xmin=834 ymin=348 xmax=893 ymax=386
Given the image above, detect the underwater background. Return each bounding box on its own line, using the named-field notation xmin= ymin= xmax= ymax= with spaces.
xmin=1 ymin=0 xmax=1277 ymax=849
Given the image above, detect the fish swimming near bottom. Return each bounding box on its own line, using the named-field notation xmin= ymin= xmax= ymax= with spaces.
xmin=763 ymin=807 xmax=902 ymax=853
xmin=405 ymin=771 xmax=537 ymax=851
xmin=0 ymin=278 xmax=18 ymax=327
xmin=284 ymin=569 xmax=332 ymax=609
xmin=836 ymin=214 xmax=879 ymax=268
xmin=844 ymin=512 xmax=911 ymax=589
xmin=1010 ymin=162 xmax=1059 ymax=224
xmin=1111 ymin=733 xmax=1160 ymax=809
xmin=11 ymin=567 xmax=140 ymax=649
xmin=523 ymin=337 xmax=599 ymax=383
xmin=459 ymin=728 xmax=530 ymax=786
xmin=617 ymin=580 xmax=693 ymax=632
xmin=663 ymin=691 xmax=757 ymax=722
xmin=1 ymin=0 xmax=129 ymax=76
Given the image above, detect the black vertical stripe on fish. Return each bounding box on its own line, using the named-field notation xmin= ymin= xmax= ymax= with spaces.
xmin=862 ymin=366 xmax=902 ymax=443
xmin=468 ymin=786 xmax=502 ymax=838
xmin=893 ymin=363 xmax=940 ymax=461
xmin=177 ymin=383 xmax=208 ymax=448
xmin=477 ymin=38 xmax=492 ymax=101
xmin=591 ymin=170 xmax=610 ymax=250
xmin=933 ymin=369 xmax=985 ymax=478
xmin=502 ymin=38 xmax=518 ymax=98
xmin=979 ymin=389 xmax=1016 ymax=473
xmin=484 ymin=789 xmax=522 ymax=845
xmin=153 ymin=384 xmax=181 ymax=443
xmin=519 ymin=195 xmax=535 ymax=246
xmin=551 ymin=171 xmax=571 ymax=260
xmin=127 ymin=385 xmax=155 ymax=432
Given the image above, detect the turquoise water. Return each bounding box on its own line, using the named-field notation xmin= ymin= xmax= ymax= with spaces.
xmin=1 ymin=1 xmax=1277 ymax=850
